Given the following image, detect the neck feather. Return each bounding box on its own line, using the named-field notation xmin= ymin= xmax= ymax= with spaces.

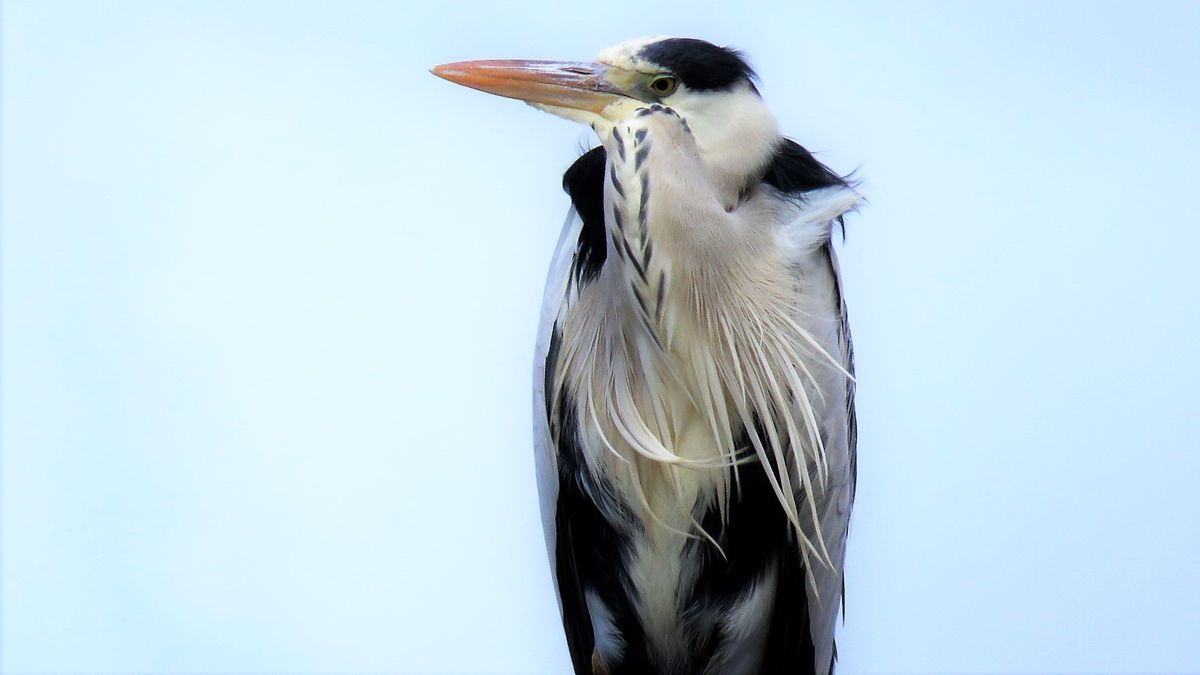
xmin=685 ymin=84 xmax=781 ymax=207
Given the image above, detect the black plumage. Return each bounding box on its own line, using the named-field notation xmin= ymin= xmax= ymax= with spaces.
xmin=638 ymin=38 xmax=757 ymax=92
xmin=561 ymin=146 xmax=609 ymax=283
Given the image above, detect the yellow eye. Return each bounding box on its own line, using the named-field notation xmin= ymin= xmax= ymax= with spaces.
xmin=649 ymin=76 xmax=678 ymax=97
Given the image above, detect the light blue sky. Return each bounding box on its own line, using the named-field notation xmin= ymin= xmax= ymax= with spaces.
xmin=3 ymin=1 xmax=1198 ymax=673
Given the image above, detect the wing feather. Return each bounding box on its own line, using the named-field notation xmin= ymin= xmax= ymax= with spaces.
xmin=532 ymin=206 xmax=583 ymax=575
xmin=775 ymin=184 xmax=861 ymax=674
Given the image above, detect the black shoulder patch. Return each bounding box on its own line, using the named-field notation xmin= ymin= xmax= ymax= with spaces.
xmin=562 ymin=146 xmax=608 ymax=284
xmin=762 ymin=138 xmax=850 ymax=196
xmin=638 ymin=38 xmax=756 ymax=92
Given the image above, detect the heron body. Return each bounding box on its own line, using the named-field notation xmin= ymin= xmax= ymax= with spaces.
xmin=434 ymin=37 xmax=861 ymax=675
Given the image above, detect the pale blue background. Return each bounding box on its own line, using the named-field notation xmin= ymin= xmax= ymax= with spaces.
xmin=3 ymin=1 xmax=1198 ymax=673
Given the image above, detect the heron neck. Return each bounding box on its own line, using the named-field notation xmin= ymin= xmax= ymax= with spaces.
xmin=686 ymin=87 xmax=781 ymax=208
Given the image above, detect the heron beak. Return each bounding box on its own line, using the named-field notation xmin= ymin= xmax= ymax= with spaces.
xmin=431 ymin=60 xmax=630 ymax=114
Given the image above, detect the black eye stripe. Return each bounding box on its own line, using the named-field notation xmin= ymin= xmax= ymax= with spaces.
xmin=638 ymin=38 xmax=756 ymax=92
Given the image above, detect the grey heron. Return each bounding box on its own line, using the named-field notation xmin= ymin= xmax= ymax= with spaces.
xmin=433 ymin=36 xmax=861 ymax=675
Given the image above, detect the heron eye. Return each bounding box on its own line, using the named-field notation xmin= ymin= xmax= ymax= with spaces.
xmin=649 ymin=76 xmax=678 ymax=97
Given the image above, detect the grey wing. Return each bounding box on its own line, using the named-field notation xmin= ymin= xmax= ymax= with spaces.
xmin=532 ymin=206 xmax=583 ymax=589
xmin=808 ymin=241 xmax=857 ymax=674
xmin=778 ymin=186 xmax=861 ymax=674
xmin=534 ymin=207 xmax=606 ymax=673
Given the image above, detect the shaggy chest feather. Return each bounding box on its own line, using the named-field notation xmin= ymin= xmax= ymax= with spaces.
xmin=556 ymin=230 xmax=831 ymax=660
